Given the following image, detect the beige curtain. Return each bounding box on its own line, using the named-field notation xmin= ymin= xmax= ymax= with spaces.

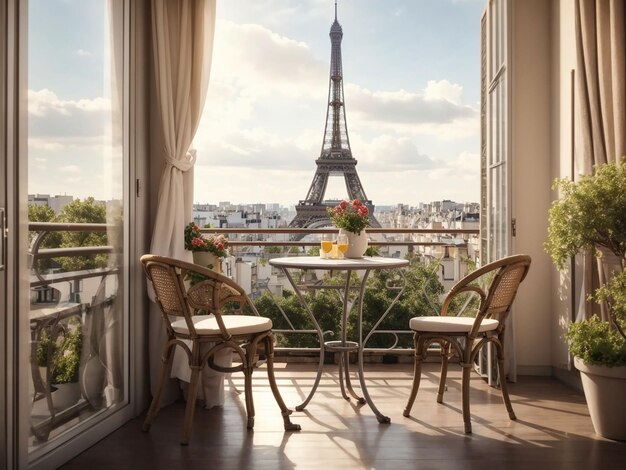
xmin=575 ymin=0 xmax=626 ymax=319
xmin=149 ymin=0 xmax=216 ymax=397
xmin=576 ymin=0 xmax=626 ymax=172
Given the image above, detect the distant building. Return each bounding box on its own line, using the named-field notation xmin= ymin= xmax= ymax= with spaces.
xmin=28 ymin=193 xmax=73 ymax=214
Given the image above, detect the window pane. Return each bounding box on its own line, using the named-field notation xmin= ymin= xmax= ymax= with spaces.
xmin=26 ymin=0 xmax=126 ymax=455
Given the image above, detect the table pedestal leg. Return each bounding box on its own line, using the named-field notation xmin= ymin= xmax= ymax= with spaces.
xmin=282 ymin=268 xmax=325 ymax=412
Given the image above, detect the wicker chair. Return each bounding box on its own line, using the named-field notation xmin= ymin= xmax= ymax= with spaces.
xmin=403 ymin=254 xmax=531 ymax=433
xmin=141 ymin=255 xmax=300 ymax=445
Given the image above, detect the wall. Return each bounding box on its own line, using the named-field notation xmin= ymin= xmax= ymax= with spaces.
xmin=510 ymin=0 xmax=554 ymax=375
xmin=549 ymin=0 xmax=580 ymax=384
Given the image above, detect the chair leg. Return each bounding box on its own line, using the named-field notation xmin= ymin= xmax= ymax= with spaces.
xmin=143 ymin=345 xmax=175 ymax=432
xmin=461 ymin=361 xmax=472 ymax=434
xmin=243 ymin=345 xmax=256 ymax=429
xmin=403 ymin=335 xmax=424 ymax=417
xmin=263 ymin=336 xmax=301 ymax=431
xmin=180 ymin=365 xmax=202 ymax=445
xmin=437 ymin=341 xmax=449 ymax=404
xmin=496 ymin=344 xmax=516 ymax=420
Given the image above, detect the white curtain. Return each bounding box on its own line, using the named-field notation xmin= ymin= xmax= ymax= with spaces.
xmin=149 ymin=0 xmax=216 ymax=398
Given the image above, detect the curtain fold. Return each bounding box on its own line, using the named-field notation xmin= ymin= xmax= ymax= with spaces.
xmin=576 ymin=0 xmax=626 ymax=172
xmin=575 ymin=0 xmax=626 ymax=319
xmin=149 ymin=0 xmax=216 ymax=398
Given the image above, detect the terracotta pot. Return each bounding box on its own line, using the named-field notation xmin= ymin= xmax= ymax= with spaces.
xmin=574 ymin=357 xmax=626 ymax=440
xmin=192 ymin=251 xmax=222 ymax=273
xmin=339 ymin=228 xmax=368 ymax=259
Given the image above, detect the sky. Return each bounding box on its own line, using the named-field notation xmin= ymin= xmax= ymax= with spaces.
xmin=27 ymin=0 xmax=485 ymax=208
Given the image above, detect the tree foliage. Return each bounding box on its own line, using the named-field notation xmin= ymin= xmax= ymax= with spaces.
xmin=255 ymin=257 xmax=445 ymax=349
xmin=29 ymin=197 xmax=113 ymax=272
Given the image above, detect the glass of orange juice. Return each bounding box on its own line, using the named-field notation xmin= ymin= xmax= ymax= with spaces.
xmin=320 ymin=233 xmax=333 ymax=259
xmin=337 ymin=233 xmax=349 ymax=259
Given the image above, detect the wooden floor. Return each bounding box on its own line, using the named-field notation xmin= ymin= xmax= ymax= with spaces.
xmin=61 ymin=363 xmax=626 ymax=469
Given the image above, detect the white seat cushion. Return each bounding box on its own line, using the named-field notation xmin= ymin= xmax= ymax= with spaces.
xmin=171 ymin=314 xmax=272 ymax=336
xmin=409 ymin=316 xmax=499 ymax=333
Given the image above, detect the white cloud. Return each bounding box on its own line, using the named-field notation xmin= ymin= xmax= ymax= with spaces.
xmin=212 ymin=20 xmax=327 ymax=100
xmin=424 ymin=80 xmax=464 ymax=105
xmin=59 ymin=165 xmax=81 ymax=173
xmin=346 ymin=83 xmax=476 ymax=126
xmin=28 ymin=139 xmax=64 ymax=151
xmin=352 ymin=134 xmax=436 ymax=171
xmin=77 ymin=49 xmax=92 ymax=57
xmin=427 ymin=151 xmax=480 ymax=181
xmin=28 ymin=89 xmax=110 ymax=117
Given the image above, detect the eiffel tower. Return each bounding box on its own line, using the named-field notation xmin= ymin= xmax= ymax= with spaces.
xmin=289 ymin=1 xmax=380 ymax=230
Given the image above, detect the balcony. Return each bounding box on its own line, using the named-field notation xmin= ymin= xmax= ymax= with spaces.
xmin=27 ymin=224 xmax=625 ymax=468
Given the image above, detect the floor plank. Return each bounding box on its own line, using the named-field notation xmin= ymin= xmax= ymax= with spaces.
xmin=61 ymin=363 xmax=626 ymax=469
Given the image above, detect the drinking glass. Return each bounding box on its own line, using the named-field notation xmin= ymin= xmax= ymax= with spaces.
xmin=337 ymin=233 xmax=349 ymax=259
xmin=320 ymin=233 xmax=333 ymax=259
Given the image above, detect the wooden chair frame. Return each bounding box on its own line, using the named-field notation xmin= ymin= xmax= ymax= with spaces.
xmin=141 ymin=255 xmax=300 ymax=445
xmin=403 ymin=254 xmax=531 ymax=433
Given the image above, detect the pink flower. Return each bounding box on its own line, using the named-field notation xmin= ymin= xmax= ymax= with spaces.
xmin=352 ymin=199 xmax=361 ymax=207
xmin=359 ymin=206 xmax=369 ymax=216
xmin=216 ymin=242 xmax=224 ymax=251
xmin=191 ymin=237 xmax=206 ymax=247
xmin=339 ymin=200 xmax=348 ymax=210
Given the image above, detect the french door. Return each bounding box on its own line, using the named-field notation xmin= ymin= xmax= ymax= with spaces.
xmin=2 ymin=1 xmax=139 ymax=468
xmin=480 ymin=0 xmax=512 ymax=385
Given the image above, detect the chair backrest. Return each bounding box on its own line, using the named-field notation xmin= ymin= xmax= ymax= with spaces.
xmin=482 ymin=255 xmax=531 ymax=323
xmin=141 ymin=254 xmax=256 ymax=339
xmin=442 ymin=254 xmax=531 ymax=336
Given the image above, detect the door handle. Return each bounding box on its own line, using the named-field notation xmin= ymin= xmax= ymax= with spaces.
xmin=0 ymin=207 xmax=5 ymax=270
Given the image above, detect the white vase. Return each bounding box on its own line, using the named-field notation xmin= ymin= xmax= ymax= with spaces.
xmin=574 ymin=357 xmax=626 ymax=440
xmin=339 ymin=228 xmax=368 ymax=258
xmin=192 ymin=251 xmax=222 ymax=273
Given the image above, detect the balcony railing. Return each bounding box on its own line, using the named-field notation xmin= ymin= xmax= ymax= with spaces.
xmin=29 ymin=223 xmax=479 ymax=360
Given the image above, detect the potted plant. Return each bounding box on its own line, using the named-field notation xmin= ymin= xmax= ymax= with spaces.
xmin=184 ymin=222 xmax=229 ymax=273
xmin=36 ymin=319 xmax=83 ymax=411
xmin=328 ymin=199 xmax=370 ymax=258
xmin=545 ymin=158 xmax=626 ymax=440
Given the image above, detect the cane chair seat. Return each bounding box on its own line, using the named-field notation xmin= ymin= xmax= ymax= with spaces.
xmin=171 ymin=314 xmax=273 ymax=336
xmin=403 ymin=254 xmax=531 ymax=434
xmin=409 ymin=316 xmax=499 ymax=333
xmin=141 ymin=254 xmax=300 ymax=445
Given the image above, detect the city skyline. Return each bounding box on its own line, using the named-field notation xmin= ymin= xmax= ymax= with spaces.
xmin=28 ymin=0 xmax=484 ymax=207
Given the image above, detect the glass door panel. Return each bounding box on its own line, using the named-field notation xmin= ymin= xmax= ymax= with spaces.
xmin=26 ymin=0 xmax=127 ymax=459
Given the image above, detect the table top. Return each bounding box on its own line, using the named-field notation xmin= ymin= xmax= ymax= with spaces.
xmin=269 ymin=256 xmax=409 ymax=270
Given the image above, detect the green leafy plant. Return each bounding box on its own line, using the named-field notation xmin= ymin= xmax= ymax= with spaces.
xmin=36 ymin=320 xmax=83 ymax=384
xmin=327 ymin=199 xmax=369 ymax=235
xmin=364 ymin=246 xmax=380 ymax=257
xmin=565 ymin=315 xmax=626 ymax=367
xmin=545 ymin=158 xmax=626 ymax=269
xmin=545 ymin=158 xmax=626 ymax=366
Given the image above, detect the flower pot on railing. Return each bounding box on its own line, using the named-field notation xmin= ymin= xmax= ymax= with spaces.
xmin=192 ymin=251 xmax=222 ymax=274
